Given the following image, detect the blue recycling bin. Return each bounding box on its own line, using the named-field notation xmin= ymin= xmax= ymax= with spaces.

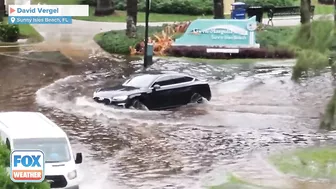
xmin=231 ymin=2 xmax=246 ymax=19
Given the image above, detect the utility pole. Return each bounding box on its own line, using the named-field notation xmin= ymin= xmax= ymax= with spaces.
xmin=143 ymin=0 xmax=150 ymax=69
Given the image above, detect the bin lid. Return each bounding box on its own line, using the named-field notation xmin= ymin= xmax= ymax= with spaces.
xmin=232 ymin=2 xmax=245 ymax=5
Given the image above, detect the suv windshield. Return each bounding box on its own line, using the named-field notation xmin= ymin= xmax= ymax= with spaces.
xmin=123 ymin=75 xmax=158 ymax=88
xmin=13 ymin=138 xmax=71 ymax=163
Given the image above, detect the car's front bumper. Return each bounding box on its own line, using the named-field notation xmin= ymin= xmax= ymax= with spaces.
xmin=93 ymin=97 xmax=131 ymax=108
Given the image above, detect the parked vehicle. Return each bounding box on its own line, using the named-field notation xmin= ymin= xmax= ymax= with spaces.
xmin=93 ymin=71 xmax=212 ymax=110
xmin=0 ymin=111 xmax=82 ymax=189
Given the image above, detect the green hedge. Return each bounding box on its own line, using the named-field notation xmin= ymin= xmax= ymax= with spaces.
xmin=0 ymin=142 xmax=50 ymax=189
xmin=95 ymin=26 xmax=163 ymax=54
xmin=95 ymin=25 xmax=296 ymax=55
xmin=79 ymin=0 xmax=294 ymax=15
xmin=256 ymin=26 xmax=297 ymax=48
xmin=243 ymin=0 xmax=294 ymax=6
xmin=0 ymin=23 xmax=20 ymax=42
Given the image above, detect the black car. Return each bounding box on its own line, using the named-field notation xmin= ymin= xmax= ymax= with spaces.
xmin=93 ymin=71 xmax=211 ymax=110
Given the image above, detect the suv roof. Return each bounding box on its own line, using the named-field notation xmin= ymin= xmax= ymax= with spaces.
xmin=136 ymin=71 xmax=191 ymax=78
xmin=0 ymin=112 xmax=67 ymax=139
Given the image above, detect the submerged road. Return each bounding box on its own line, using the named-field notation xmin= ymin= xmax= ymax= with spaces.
xmin=1 ymin=50 xmax=336 ymax=188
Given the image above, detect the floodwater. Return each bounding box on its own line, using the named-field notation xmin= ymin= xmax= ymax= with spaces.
xmin=1 ymin=46 xmax=336 ymax=189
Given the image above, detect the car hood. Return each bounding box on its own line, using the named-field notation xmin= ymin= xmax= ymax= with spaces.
xmin=94 ymin=85 xmax=145 ymax=98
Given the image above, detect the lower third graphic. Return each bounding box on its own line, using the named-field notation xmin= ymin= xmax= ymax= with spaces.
xmin=8 ymin=16 xmax=72 ymax=24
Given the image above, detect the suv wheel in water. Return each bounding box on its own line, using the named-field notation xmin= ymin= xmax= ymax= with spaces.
xmin=190 ymin=93 xmax=203 ymax=104
xmin=131 ymin=99 xmax=148 ymax=110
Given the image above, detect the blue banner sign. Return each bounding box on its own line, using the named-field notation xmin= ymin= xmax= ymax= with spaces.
xmin=8 ymin=16 xmax=72 ymax=24
xmin=173 ymin=16 xmax=259 ymax=48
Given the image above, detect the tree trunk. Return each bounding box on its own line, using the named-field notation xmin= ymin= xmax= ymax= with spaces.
xmin=213 ymin=0 xmax=224 ymax=19
xmin=0 ymin=0 xmax=4 ymax=22
xmin=95 ymin=0 xmax=115 ymax=16
xmin=126 ymin=0 xmax=137 ymax=37
xmin=300 ymin=0 xmax=311 ymax=24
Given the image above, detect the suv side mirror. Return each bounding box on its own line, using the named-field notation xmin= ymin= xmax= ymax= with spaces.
xmin=153 ymin=84 xmax=161 ymax=89
xmin=75 ymin=153 xmax=82 ymax=164
xmin=152 ymin=84 xmax=161 ymax=90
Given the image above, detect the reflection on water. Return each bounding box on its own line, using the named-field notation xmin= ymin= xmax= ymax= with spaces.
xmin=1 ymin=50 xmax=336 ymax=189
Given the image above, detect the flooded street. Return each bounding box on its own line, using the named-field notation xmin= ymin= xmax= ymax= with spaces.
xmin=1 ymin=46 xmax=336 ymax=189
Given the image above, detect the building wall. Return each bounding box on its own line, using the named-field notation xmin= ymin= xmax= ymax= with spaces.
xmin=224 ymin=0 xmax=235 ymax=15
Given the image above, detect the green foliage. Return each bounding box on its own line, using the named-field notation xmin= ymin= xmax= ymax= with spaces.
xmin=0 ymin=23 xmax=20 ymax=42
xmin=292 ymin=50 xmax=328 ymax=80
xmin=290 ymin=20 xmax=335 ymax=80
xmin=0 ymin=141 xmax=50 ymax=189
xmin=291 ymin=20 xmax=334 ymax=53
xmin=95 ymin=26 xmax=162 ymax=54
xmin=256 ymin=26 xmax=297 ymax=48
xmin=243 ymin=0 xmax=294 ymax=6
xmin=0 ymin=143 xmax=10 ymax=167
xmin=270 ymin=147 xmax=336 ymax=178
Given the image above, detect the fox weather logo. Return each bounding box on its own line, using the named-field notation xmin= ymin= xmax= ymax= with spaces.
xmin=10 ymin=150 xmax=45 ymax=182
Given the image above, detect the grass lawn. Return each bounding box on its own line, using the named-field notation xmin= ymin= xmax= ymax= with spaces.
xmin=209 ymin=174 xmax=272 ymax=189
xmin=312 ymin=0 xmax=333 ymax=14
xmin=2 ymin=17 xmax=43 ymax=43
xmin=270 ymin=147 xmax=336 ymax=178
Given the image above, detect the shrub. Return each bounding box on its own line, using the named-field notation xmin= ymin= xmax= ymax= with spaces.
xmin=291 ymin=20 xmax=334 ymax=53
xmin=95 ymin=26 xmax=163 ymax=54
xmin=165 ymin=46 xmax=295 ymax=59
xmin=257 ymin=26 xmax=297 ymax=48
xmin=0 ymin=142 xmax=9 ymax=167
xmin=0 ymin=142 xmax=50 ymax=189
xmin=292 ymin=49 xmax=328 ymax=80
xmin=243 ymin=0 xmax=294 ymax=6
xmin=0 ymin=23 xmax=20 ymax=42
xmin=290 ymin=20 xmax=335 ymax=80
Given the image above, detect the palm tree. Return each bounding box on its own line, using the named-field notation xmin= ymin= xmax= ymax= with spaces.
xmin=213 ymin=0 xmax=224 ymax=19
xmin=300 ymin=0 xmax=311 ymax=24
xmin=0 ymin=0 xmax=4 ymax=22
xmin=126 ymin=0 xmax=138 ymax=37
xmin=94 ymin=0 xmax=115 ymax=16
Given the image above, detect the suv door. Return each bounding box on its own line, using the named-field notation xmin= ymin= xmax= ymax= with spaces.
xmin=149 ymin=75 xmax=176 ymax=109
xmin=168 ymin=76 xmax=194 ymax=105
